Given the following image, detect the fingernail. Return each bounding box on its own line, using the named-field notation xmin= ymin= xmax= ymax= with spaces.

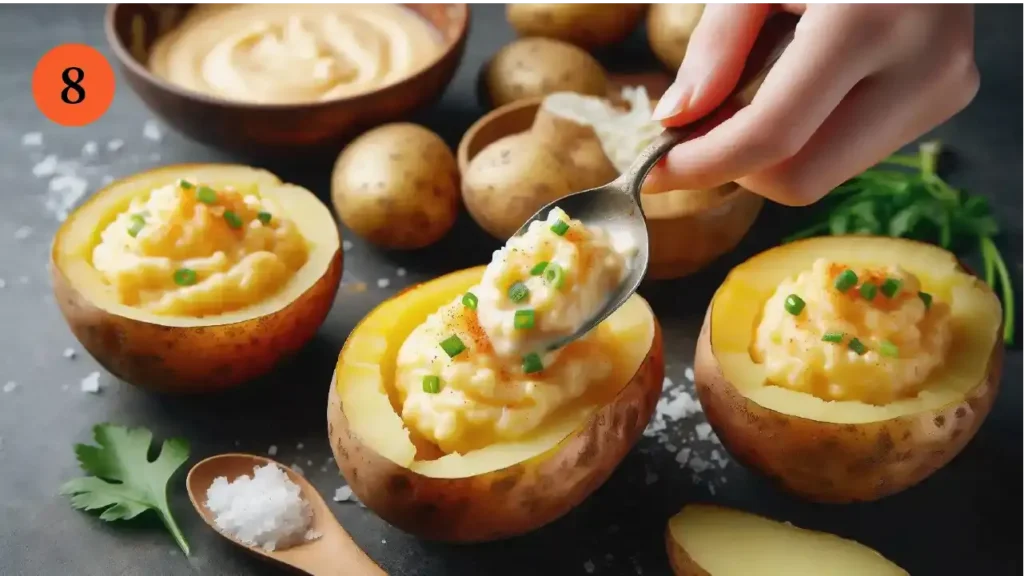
xmin=651 ymin=81 xmax=690 ymax=121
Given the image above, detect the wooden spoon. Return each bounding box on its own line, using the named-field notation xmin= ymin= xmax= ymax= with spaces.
xmin=187 ymin=453 xmax=386 ymax=576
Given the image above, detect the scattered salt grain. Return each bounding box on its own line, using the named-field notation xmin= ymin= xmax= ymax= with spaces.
xmin=333 ymin=485 xmax=354 ymax=502
xmin=33 ymin=155 xmax=59 ymax=177
xmin=584 ymin=560 xmax=596 ymax=574
xmin=306 ymin=459 xmax=313 ymax=467
xmin=292 ymin=464 xmax=305 ymax=477
xmin=377 ymin=278 xmax=390 ymax=288
xmin=296 ymin=442 xmax=304 ymax=450
xmin=204 ymin=463 xmax=315 ymax=552
xmin=14 ymin=226 xmax=33 ymax=240
xmin=0 ymin=279 xmax=5 ymax=289
xmin=82 ymin=141 xmax=98 ymax=156
xmin=342 ymin=240 xmax=353 ymax=251
xmin=47 ymin=174 xmax=89 ymax=221
xmin=684 ymin=366 xmax=695 ymax=382
xmin=80 ymin=371 xmax=101 ymax=393
xmin=143 ymin=120 xmax=163 ymax=141
xmin=396 ymin=267 xmax=407 ymax=277
xmin=268 ymin=445 xmax=278 ymax=456
xmin=675 ymin=447 xmax=691 ymax=466
xmin=22 ymin=132 xmax=43 ymax=147
xmin=3 ymin=381 xmax=18 ymax=393
xmin=694 ymin=422 xmax=714 ymax=442
xmin=381 ymin=539 xmax=387 ymax=544
xmin=63 ymin=348 xmax=77 ymax=359
xmin=107 ymin=139 xmax=124 ymax=152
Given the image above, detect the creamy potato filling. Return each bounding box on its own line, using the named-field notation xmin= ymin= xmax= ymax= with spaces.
xmin=753 ymin=258 xmax=952 ymax=405
xmin=395 ymin=207 xmax=637 ymax=453
xmin=91 ymin=179 xmax=308 ymax=317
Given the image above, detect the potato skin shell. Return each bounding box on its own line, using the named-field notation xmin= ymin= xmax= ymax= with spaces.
xmin=480 ymin=38 xmax=608 ymax=109
xmin=51 ymin=249 xmax=342 ymax=394
xmin=331 ymin=123 xmax=460 ymax=250
xmin=531 ymin=106 xmax=619 ymax=191
xmin=327 ymin=313 xmax=665 ymax=542
xmin=507 ymin=4 xmax=647 ymax=50
xmin=693 ymin=297 xmax=1003 ymax=503
xmin=665 ymin=526 xmax=711 ymax=576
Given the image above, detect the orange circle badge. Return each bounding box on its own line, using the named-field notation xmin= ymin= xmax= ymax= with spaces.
xmin=32 ymin=44 xmax=116 ymax=127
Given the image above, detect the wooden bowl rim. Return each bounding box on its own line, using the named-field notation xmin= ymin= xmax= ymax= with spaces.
xmin=104 ymin=3 xmax=471 ymax=111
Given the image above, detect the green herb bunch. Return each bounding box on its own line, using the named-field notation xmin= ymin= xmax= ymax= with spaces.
xmin=785 ymin=141 xmax=1015 ymax=345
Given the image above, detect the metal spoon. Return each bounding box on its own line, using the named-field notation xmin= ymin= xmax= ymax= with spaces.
xmin=520 ymin=13 xmax=799 ymax=352
xmin=187 ymin=453 xmax=386 ymax=576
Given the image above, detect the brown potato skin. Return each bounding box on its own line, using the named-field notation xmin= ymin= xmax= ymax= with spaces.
xmin=51 ymin=249 xmax=341 ymax=394
xmin=531 ymin=105 xmax=619 ymax=191
xmin=648 ymin=4 xmax=705 ymax=71
xmin=665 ymin=526 xmax=711 ymax=576
xmin=332 ymin=123 xmax=460 ymax=250
xmin=481 ymin=38 xmax=608 ymax=109
xmin=327 ymin=314 xmax=665 ymax=542
xmin=694 ymin=295 xmax=1003 ymax=502
xmin=506 ymin=4 xmax=647 ymax=50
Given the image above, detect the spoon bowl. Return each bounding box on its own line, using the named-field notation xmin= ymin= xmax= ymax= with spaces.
xmin=187 ymin=453 xmax=385 ymax=576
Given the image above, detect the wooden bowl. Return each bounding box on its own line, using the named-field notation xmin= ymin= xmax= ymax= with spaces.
xmin=105 ymin=4 xmax=470 ymax=156
xmin=457 ymin=94 xmax=764 ymax=280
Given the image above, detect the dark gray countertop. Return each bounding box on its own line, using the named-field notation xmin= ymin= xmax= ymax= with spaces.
xmin=1 ymin=5 xmax=1020 ymax=576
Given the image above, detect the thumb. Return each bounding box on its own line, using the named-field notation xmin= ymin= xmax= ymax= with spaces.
xmin=651 ymin=4 xmax=771 ymax=126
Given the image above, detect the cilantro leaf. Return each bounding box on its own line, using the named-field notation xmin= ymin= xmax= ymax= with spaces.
xmin=60 ymin=424 xmax=191 ymax=555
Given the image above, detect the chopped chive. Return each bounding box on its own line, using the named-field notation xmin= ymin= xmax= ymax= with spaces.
xmin=173 ymin=268 xmax=197 ymax=286
xmin=223 ymin=210 xmax=243 ymax=230
xmin=530 ymin=261 xmax=549 ymax=276
xmin=550 ymin=219 xmax=569 ymax=236
xmin=422 ymin=375 xmax=441 ymax=394
xmin=918 ymin=291 xmax=933 ymax=309
xmin=127 ymin=214 xmax=146 ymax=238
xmin=257 ymin=211 xmax=272 ymax=225
xmin=834 ymin=269 xmax=858 ymax=292
xmin=177 ymin=179 xmax=194 ymax=190
xmin=784 ymin=294 xmax=805 ymax=316
xmin=821 ymin=331 xmax=844 ymax=343
xmin=508 ymin=281 xmax=529 ymax=303
xmin=880 ymin=278 xmax=902 ymax=298
xmin=848 ymin=338 xmax=867 ymax=355
xmin=522 ymin=352 xmax=543 ymax=374
xmin=195 ymin=185 xmax=217 ymax=204
xmin=514 ymin=309 xmax=535 ymax=330
xmin=879 ymin=341 xmax=899 ymax=358
xmin=439 ymin=335 xmax=466 ymax=358
xmin=859 ymin=282 xmax=877 ymax=301
xmin=462 ymin=292 xmax=478 ymax=310
xmin=543 ymin=262 xmax=565 ymax=289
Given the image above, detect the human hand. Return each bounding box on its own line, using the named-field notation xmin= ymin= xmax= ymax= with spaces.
xmin=647 ymin=4 xmax=980 ymax=206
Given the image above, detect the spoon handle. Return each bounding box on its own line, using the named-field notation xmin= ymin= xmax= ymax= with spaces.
xmin=617 ymin=12 xmax=799 ymax=198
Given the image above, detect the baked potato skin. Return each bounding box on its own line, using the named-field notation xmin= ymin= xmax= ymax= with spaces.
xmin=506 ymin=4 xmax=647 ymax=50
xmin=665 ymin=527 xmax=711 ymax=576
xmin=327 ymin=316 xmax=664 ymax=542
xmin=51 ymin=249 xmax=342 ymax=394
xmin=693 ymin=303 xmax=1003 ymax=503
xmin=480 ymin=38 xmax=608 ymax=109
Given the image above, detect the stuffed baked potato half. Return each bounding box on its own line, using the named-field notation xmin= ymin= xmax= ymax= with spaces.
xmin=327 ymin=266 xmax=664 ymax=541
xmin=694 ymin=236 xmax=1003 ymax=502
xmin=51 ymin=164 xmax=342 ymax=393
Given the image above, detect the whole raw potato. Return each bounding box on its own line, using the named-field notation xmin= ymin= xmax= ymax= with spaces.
xmin=506 ymin=4 xmax=647 ymax=50
xmin=648 ymin=4 xmax=705 ymax=71
xmin=332 ymin=123 xmax=460 ymax=250
xmin=462 ymin=132 xmax=575 ymax=239
xmin=480 ymin=38 xmax=608 ymax=109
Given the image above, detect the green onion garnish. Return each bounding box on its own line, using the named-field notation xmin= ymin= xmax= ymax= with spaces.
xmin=821 ymin=331 xmax=844 ymax=343
xmin=173 ymin=268 xmax=197 ymax=286
xmin=530 ymin=261 xmax=549 ymax=276
xmin=544 ymin=262 xmax=565 ymax=289
xmin=127 ymin=214 xmax=146 ymax=238
xmin=257 ymin=211 xmax=272 ymax=225
xmin=880 ymin=278 xmax=902 ymax=298
xmin=439 ymin=335 xmax=466 ymax=358
xmin=223 ymin=210 xmax=243 ymax=230
xmin=918 ymin=291 xmax=933 ymax=309
xmin=550 ymin=220 xmax=569 ymax=236
xmin=422 ymin=375 xmax=441 ymax=394
xmin=879 ymin=341 xmax=899 ymax=358
xmin=784 ymin=294 xmax=805 ymax=316
xmin=462 ymin=292 xmax=478 ymax=310
xmin=195 ymin=185 xmax=217 ymax=204
xmin=522 ymin=352 xmax=543 ymax=374
xmin=848 ymin=338 xmax=867 ymax=355
xmin=178 ymin=179 xmax=194 ymax=190
xmin=508 ymin=281 xmax=529 ymax=303
xmin=514 ymin=309 xmax=535 ymax=330
xmin=834 ymin=269 xmax=858 ymax=292
xmin=859 ymin=282 xmax=877 ymax=301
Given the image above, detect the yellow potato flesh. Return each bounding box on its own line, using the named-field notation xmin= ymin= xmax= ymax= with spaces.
xmin=711 ymin=236 xmax=1001 ymax=423
xmin=669 ymin=505 xmax=907 ymax=576
xmin=53 ymin=164 xmax=339 ymax=326
xmin=336 ymin=266 xmax=654 ymax=479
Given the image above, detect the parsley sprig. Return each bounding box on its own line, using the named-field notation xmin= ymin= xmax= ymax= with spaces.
xmin=785 ymin=141 xmax=1015 ymax=345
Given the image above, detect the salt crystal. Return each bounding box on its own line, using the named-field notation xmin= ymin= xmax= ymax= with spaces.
xmin=82 ymin=141 xmax=98 ymax=156
xmin=268 ymin=445 xmax=278 ymax=456
xmin=675 ymin=447 xmax=692 ymax=466
xmin=14 ymin=226 xmax=32 ymax=240
xmin=694 ymin=422 xmax=714 ymax=441
xmin=684 ymin=367 xmax=695 ymax=381
xmin=80 ymin=371 xmax=101 ymax=393
xmin=3 ymin=381 xmax=17 ymax=393
xmin=33 ymin=155 xmax=59 ymax=177
xmin=143 ymin=120 xmax=163 ymax=142
xmin=296 ymin=442 xmax=304 ymax=450
xmin=342 ymin=240 xmax=353 ymax=251
xmin=46 ymin=175 xmax=89 ymax=221
xmin=0 ymin=279 xmax=5 ymax=289
xmin=396 ymin=268 xmax=407 ymax=277
xmin=377 ymin=278 xmax=390 ymax=288
xmin=205 ymin=463 xmax=313 ymax=552
xmin=710 ymin=449 xmax=729 ymax=468
xmin=333 ymin=485 xmax=354 ymax=502
xmin=584 ymin=560 xmax=596 ymax=574
xmin=659 ymin=390 xmax=702 ymax=421
xmin=381 ymin=539 xmax=387 ymax=544
xmin=107 ymin=139 xmax=124 ymax=152
xmin=688 ymin=453 xmax=711 ymax=474
xmin=21 ymin=132 xmax=43 ymax=146
xmin=306 ymin=459 xmax=313 ymax=467
xmin=708 ymin=484 xmax=716 ymax=496
xmin=665 ymin=443 xmax=677 ymax=452
xmin=292 ymin=464 xmax=305 ymax=477
xmin=63 ymin=348 xmax=77 ymax=359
